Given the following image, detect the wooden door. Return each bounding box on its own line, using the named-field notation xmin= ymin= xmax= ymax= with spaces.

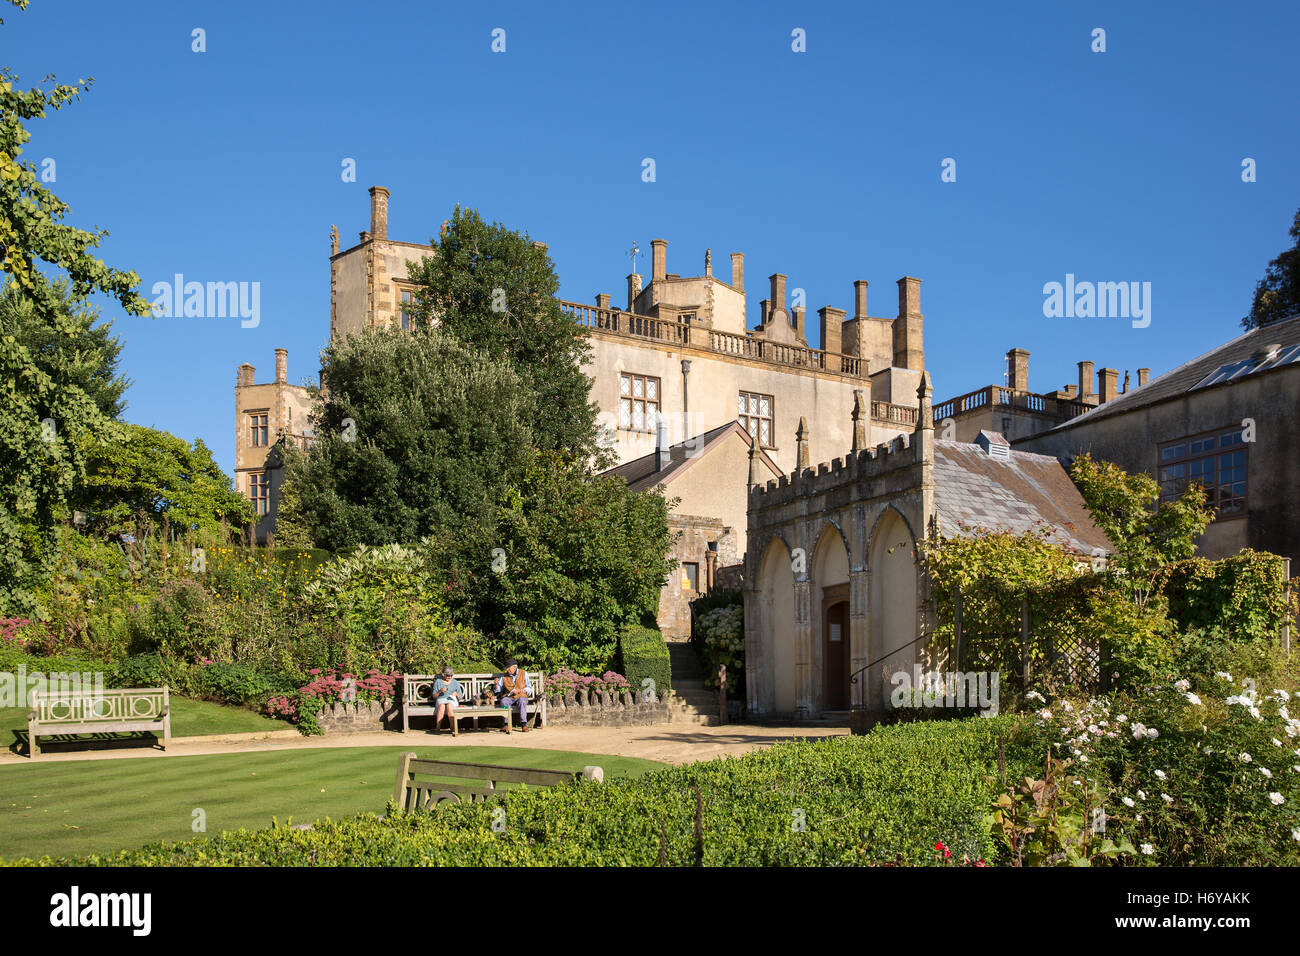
xmin=823 ymin=600 xmax=850 ymax=709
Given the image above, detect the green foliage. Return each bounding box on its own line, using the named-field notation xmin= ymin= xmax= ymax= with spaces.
xmin=618 ymin=624 xmax=671 ymax=695
xmin=72 ymin=424 xmax=252 ymax=539
xmin=0 ymin=281 xmax=129 ymax=419
xmin=284 ymin=326 xmax=531 ymax=558
xmin=695 ymin=600 xmax=744 ymax=691
xmin=1019 ymin=676 xmax=1300 ymax=866
xmin=39 ymin=718 xmax=1022 ymax=866
xmin=1161 ymin=550 xmax=1296 ymax=642
xmin=489 ymin=455 xmax=674 ymax=672
xmin=301 ymin=543 xmax=488 ymax=675
xmin=1068 ymin=453 xmax=1213 ymax=606
xmin=405 ymin=205 xmax=603 ymax=462
xmin=0 ymin=13 xmax=154 ymax=612
xmin=1242 ymin=206 xmax=1300 ymax=329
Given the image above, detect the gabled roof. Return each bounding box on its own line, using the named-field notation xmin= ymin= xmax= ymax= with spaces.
xmin=1039 ymin=313 xmax=1300 ymax=433
xmin=601 ymin=421 xmax=783 ymax=493
xmin=934 ymin=439 xmax=1111 ymax=554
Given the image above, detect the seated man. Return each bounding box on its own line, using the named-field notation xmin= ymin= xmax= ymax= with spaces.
xmin=494 ymin=658 xmax=532 ymax=732
xmin=431 ymin=666 xmax=463 ymax=733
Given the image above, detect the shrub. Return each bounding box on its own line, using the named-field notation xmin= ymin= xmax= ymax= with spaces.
xmin=543 ymin=667 xmax=631 ymax=697
xmin=1162 ymin=550 xmax=1296 ymax=642
xmin=618 ymin=624 xmax=671 ymax=695
xmin=695 ymin=603 xmax=744 ymax=691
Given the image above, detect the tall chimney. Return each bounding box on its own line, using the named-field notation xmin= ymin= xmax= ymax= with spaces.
xmin=368 ymin=186 xmax=389 ymax=242
xmin=1137 ymin=367 xmax=1150 ymax=387
xmin=853 ymin=280 xmax=868 ymax=319
xmin=730 ymin=252 xmax=744 ymax=292
xmin=651 ymin=239 xmax=667 ymax=282
xmin=1006 ymin=348 xmax=1030 ymax=392
xmin=893 ymin=277 xmax=924 ymax=370
xmin=792 ymin=305 xmax=806 ymax=342
xmin=770 ymin=274 xmax=787 ymax=314
xmin=1078 ymin=361 xmax=1094 ymax=401
xmin=237 ymin=363 xmax=255 ymax=388
xmin=627 ymin=274 xmax=642 ymax=310
xmin=1098 ymin=368 xmax=1118 ymax=403
xmin=819 ymin=306 xmax=845 ymax=357
xmin=275 ymin=348 xmax=287 ymax=385
xmin=595 ymin=293 xmax=611 ymax=310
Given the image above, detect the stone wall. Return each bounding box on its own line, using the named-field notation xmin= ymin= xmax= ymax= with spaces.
xmin=316 ymin=698 xmax=402 ymax=734
xmin=542 ymin=688 xmax=671 ymax=727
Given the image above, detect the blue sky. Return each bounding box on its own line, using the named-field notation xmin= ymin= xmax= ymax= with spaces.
xmin=9 ymin=0 xmax=1299 ymax=476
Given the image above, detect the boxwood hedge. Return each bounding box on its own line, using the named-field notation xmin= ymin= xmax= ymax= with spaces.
xmin=618 ymin=624 xmax=671 ymax=695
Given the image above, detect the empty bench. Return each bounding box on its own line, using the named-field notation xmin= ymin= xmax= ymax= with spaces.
xmin=28 ymin=686 xmax=170 ymax=758
xmin=401 ymin=672 xmax=547 ymax=735
xmin=392 ymin=752 xmax=603 ymax=811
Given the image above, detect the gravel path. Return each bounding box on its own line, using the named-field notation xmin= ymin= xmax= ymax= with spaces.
xmin=3 ymin=722 xmax=850 ymax=768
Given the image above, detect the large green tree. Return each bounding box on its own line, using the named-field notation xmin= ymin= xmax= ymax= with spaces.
xmin=285 ymin=326 xmax=533 ymax=560
xmin=0 ymin=280 xmax=130 ymax=419
xmin=405 ymin=206 xmax=605 ymax=464
xmin=485 ymin=453 xmax=674 ymax=672
xmin=1 ymin=0 xmax=153 ymax=610
xmin=72 ymin=423 xmax=252 ymax=538
xmin=1242 ymin=206 xmax=1300 ymax=330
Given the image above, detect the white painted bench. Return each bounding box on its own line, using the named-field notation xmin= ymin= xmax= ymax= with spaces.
xmin=401 ymin=673 xmax=547 ymax=734
xmin=28 ymin=686 xmax=170 ymax=757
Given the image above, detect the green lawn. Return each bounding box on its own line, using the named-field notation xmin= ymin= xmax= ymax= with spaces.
xmin=2 ymin=695 xmax=286 ymax=752
xmin=0 ymin=745 xmax=664 ymax=861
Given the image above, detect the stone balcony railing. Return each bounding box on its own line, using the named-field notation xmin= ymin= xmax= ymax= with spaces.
xmin=932 ymin=385 xmax=1089 ymax=425
xmin=561 ymin=300 xmax=869 ymax=380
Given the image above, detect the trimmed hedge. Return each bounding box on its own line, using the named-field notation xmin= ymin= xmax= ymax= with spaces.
xmin=18 ymin=717 xmax=1021 ymax=866
xmin=618 ymin=624 xmax=671 ymax=695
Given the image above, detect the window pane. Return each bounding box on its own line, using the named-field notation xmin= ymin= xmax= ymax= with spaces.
xmin=619 ymin=399 xmax=631 ymax=427
xmin=737 ymin=395 xmax=746 ymax=416
xmin=759 ymin=397 xmax=770 ymax=417
xmin=646 ymin=379 xmax=657 ymax=400
xmin=620 ymin=376 xmax=630 ymax=395
xmin=748 ymin=395 xmax=758 ymax=414
xmin=633 ymin=403 xmax=644 ymax=429
xmin=633 ymin=378 xmax=643 ymax=397
xmin=760 ymin=420 xmax=770 ymax=445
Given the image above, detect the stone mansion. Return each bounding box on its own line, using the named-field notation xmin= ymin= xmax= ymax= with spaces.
xmin=236 ymin=186 xmax=934 ymax=633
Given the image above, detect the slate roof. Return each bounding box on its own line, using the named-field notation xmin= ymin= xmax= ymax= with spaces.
xmin=934 ymin=439 xmax=1112 ymax=554
xmin=1038 ymin=313 xmax=1300 ymax=432
xmin=602 ymin=420 xmax=782 ymax=493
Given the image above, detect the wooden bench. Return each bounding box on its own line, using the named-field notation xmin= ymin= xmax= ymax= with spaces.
xmin=27 ymin=686 xmax=170 ymax=758
xmin=392 ymin=752 xmax=602 ymax=811
xmin=401 ymin=672 xmax=547 ymax=735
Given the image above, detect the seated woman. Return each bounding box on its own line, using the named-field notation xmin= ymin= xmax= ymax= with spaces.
xmin=431 ymin=666 xmax=464 ymax=733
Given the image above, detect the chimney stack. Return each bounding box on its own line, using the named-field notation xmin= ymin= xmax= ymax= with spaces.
xmin=819 ymin=306 xmax=846 ymax=357
xmin=1137 ymin=367 xmax=1150 ymax=387
xmin=627 ymin=274 xmax=641 ymax=310
xmin=893 ymin=277 xmax=924 ymax=370
xmin=770 ymin=274 xmax=787 ymax=315
xmin=1006 ymin=348 xmax=1030 ymax=392
xmin=368 ymin=186 xmax=389 ymax=242
xmin=595 ymin=293 xmax=611 ymax=310
xmin=651 ymin=239 xmax=668 ymax=282
xmin=237 ymin=363 xmax=255 ymax=388
xmin=730 ymin=252 xmax=744 ymax=292
xmin=1078 ymin=361 xmax=1094 ymax=402
xmin=275 ymin=348 xmax=287 ymax=385
xmin=792 ymin=305 xmax=806 ymax=341
xmin=1098 ymin=368 xmax=1118 ymax=403
xmin=853 ymin=280 xmax=868 ymax=319
xmin=1122 ymin=370 xmax=1131 ymax=394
